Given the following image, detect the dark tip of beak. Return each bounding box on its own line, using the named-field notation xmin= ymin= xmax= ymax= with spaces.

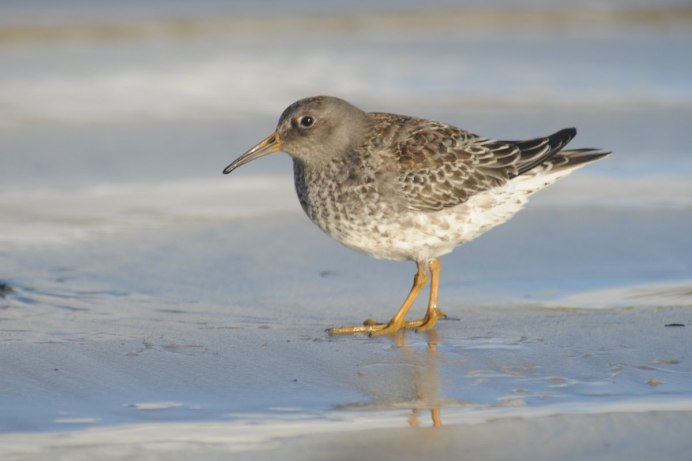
xmin=222 ymin=132 xmax=282 ymax=175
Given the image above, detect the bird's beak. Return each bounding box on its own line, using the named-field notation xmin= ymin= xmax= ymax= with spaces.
xmin=223 ymin=131 xmax=283 ymax=174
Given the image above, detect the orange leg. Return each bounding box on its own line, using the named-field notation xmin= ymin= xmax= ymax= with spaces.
xmin=402 ymin=258 xmax=445 ymax=331
xmin=328 ymin=258 xmax=446 ymax=335
xmin=328 ymin=260 xmax=429 ymax=335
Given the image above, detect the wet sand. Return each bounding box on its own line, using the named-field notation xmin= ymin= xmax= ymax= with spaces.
xmin=2 ymin=208 xmax=692 ymax=459
xmin=2 ymin=3 xmax=692 ymax=459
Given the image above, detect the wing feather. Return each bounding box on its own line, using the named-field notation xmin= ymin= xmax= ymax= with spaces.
xmin=368 ymin=114 xmax=583 ymax=212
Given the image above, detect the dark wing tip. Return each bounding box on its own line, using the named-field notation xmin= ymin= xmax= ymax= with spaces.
xmin=545 ymin=127 xmax=577 ymax=152
xmin=508 ymin=127 xmax=578 ymax=176
xmin=556 ymin=127 xmax=577 ymax=141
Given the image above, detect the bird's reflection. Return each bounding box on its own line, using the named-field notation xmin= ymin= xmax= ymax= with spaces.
xmin=391 ymin=330 xmax=443 ymax=428
xmin=340 ymin=329 xmax=447 ymax=428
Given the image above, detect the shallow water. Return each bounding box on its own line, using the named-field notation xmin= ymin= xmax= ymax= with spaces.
xmin=1 ymin=2 xmax=692 ymax=459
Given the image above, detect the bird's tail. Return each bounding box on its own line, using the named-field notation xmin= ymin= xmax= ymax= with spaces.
xmin=503 ymin=127 xmax=611 ymax=175
xmin=546 ymin=148 xmax=611 ymax=172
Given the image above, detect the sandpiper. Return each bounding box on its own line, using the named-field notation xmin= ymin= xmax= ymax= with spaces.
xmin=223 ymin=96 xmax=609 ymax=335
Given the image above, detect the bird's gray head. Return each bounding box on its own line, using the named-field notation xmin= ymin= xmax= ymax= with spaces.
xmin=223 ymin=96 xmax=369 ymax=174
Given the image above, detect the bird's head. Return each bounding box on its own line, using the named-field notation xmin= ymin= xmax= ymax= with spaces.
xmin=223 ymin=96 xmax=369 ymax=174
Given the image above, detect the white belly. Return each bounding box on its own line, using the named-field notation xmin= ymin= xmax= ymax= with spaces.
xmin=333 ymin=166 xmax=579 ymax=262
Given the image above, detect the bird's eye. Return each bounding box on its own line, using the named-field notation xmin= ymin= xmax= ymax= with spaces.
xmin=299 ymin=116 xmax=314 ymax=128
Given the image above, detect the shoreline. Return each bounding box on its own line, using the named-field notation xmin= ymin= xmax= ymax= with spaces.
xmin=2 ymin=403 xmax=691 ymax=460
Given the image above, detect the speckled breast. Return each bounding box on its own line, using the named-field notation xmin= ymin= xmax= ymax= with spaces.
xmin=292 ymin=159 xmax=524 ymax=262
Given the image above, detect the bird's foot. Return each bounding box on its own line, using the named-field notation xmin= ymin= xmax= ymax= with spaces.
xmin=327 ymin=310 xmax=447 ymax=336
xmin=402 ymin=308 xmax=446 ymax=332
xmin=327 ymin=320 xmax=403 ymax=336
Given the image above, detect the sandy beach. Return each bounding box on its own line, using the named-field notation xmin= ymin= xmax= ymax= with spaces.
xmin=2 ymin=2 xmax=692 ymax=459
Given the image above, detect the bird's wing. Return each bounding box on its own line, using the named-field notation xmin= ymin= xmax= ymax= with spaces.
xmin=380 ymin=116 xmax=576 ymax=212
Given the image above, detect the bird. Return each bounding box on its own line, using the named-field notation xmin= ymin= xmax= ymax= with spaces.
xmin=223 ymin=96 xmax=610 ymax=335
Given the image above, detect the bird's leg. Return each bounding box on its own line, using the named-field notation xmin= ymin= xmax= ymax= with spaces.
xmin=327 ymin=261 xmax=429 ymax=335
xmin=403 ymin=258 xmax=446 ymax=330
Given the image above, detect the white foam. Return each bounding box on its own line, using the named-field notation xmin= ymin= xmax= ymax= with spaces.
xmin=1 ymin=15 xmax=689 ymax=125
xmin=551 ymin=279 xmax=692 ymax=309
xmin=127 ymin=402 xmax=183 ymax=411
xmin=2 ymin=397 xmax=691 ymax=459
xmin=53 ymin=417 xmax=102 ymax=424
xmin=1 ymin=174 xmax=689 ymax=248
xmin=0 ymin=176 xmax=297 ymax=247
xmin=531 ymin=174 xmax=692 ymax=210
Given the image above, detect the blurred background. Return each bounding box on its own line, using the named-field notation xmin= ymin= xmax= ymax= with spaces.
xmin=2 ymin=0 xmax=692 ymax=437
xmin=2 ymin=0 xmax=691 ymax=181
xmin=1 ymin=0 xmax=691 ymax=293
